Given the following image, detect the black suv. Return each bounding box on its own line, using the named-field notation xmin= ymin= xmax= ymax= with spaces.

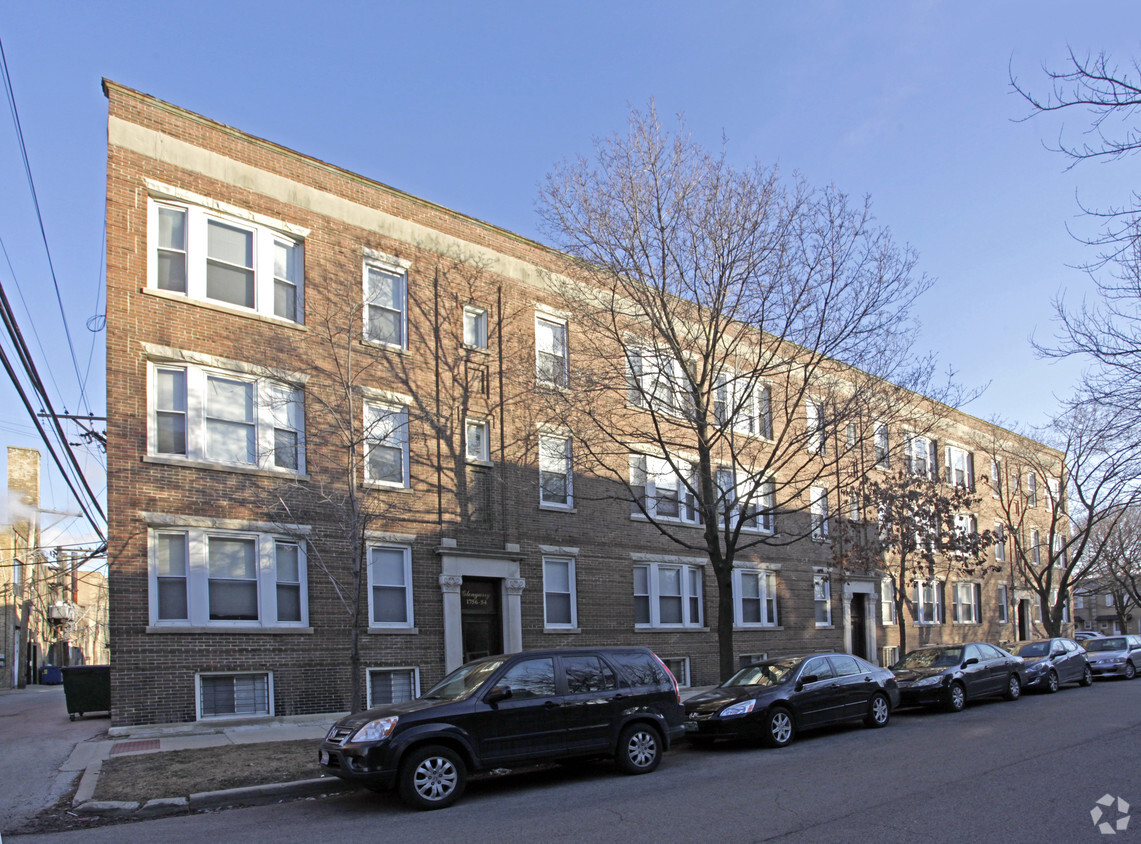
xmin=319 ymin=647 xmax=685 ymax=809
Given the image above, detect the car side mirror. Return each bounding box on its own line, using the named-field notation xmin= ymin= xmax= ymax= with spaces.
xmin=962 ymin=658 xmax=979 ymax=667
xmin=486 ymin=684 xmax=513 ymax=705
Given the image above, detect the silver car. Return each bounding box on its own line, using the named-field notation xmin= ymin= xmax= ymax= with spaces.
xmin=1084 ymin=635 xmax=1141 ymax=679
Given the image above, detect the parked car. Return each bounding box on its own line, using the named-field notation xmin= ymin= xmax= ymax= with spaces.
xmin=1074 ymin=631 xmax=1104 ymax=641
xmin=892 ymin=643 xmax=1025 ymax=712
xmin=1010 ymin=638 xmax=1092 ymax=692
xmin=682 ymin=653 xmax=900 ymax=748
xmin=318 ymin=647 xmax=685 ymax=809
xmin=1084 ymin=635 xmax=1141 ymax=680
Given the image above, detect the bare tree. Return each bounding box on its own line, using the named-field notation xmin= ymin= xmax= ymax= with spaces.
xmin=1079 ymin=506 xmax=1141 ymax=633
xmin=536 ymin=105 xmax=946 ymax=680
xmin=832 ymin=469 xmax=994 ymax=657
xmin=976 ymin=406 xmax=1141 ymax=637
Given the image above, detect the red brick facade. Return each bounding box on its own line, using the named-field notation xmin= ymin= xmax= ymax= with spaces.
xmin=104 ymin=80 xmax=1063 ymax=727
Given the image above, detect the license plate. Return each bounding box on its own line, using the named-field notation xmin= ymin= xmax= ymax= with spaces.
xmin=319 ymin=750 xmax=330 ymax=766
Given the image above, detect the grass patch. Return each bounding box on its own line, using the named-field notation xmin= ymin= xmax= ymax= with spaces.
xmin=93 ymin=739 xmax=322 ymax=802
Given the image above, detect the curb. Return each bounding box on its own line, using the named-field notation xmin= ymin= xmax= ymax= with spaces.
xmin=76 ymin=776 xmax=354 ymax=817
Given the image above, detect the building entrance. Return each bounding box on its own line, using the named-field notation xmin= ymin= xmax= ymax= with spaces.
xmin=850 ymin=595 xmax=868 ymax=660
xmin=461 ymin=578 xmax=503 ymax=664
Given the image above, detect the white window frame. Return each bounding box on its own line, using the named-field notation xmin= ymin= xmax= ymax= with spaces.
xmin=633 ymin=562 xmax=704 ymax=628
xmin=1031 ymin=529 xmax=1041 ymax=565
xmin=661 ymin=656 xmax=691 ymax=688
xmin=196 ymin=671 xmax=273 ymax=720
xmin=147 ymin=197 xmax=304 ymax=323
xmin=538 ymin=434 xmax=574 ymax=509
xmin=994 ymin=523 xmax=1006 ymax=562
xmin=535 ymin=314 xmax=569 ymax=387
xmin=630 ymin=453 xmax=699 ymax=524
xmin=990 ymin=460 xmax=1002 ymax=498
xmin=364 ymin=401 xmax=410 ymax=488
xmin=874 ymin=423 xmax=890 ymax=469
xmin=367 ymin=544 xmax=414 ymax=629
xmin=542 ymin=556 xmax=578 ymax=629
xmin=882 ymin=646 xmax=899 ymax=668
xmin=813 ymin=573 xmax=832 ymax=626
xmin=366 ymin=667 xmax=420 ymax=707
xmin=915 ymin=580 xmax=944 ymax=625
xmin=148 ymin=361 xmax=304 ymax=474
xmin=944 ymin=444 xmax=974 ymax=489
xmin=810 ymin=486 xmax=830 ymax=540
xmin=714 ymin=374 xmax=773 ymax=438
xmin=905 ymin=432 xmax=937 ymax=480
xmin=806 ymin=399 xmax=826 ymax=455
xmin=463 ymin=305 xmax=488 ymax=349
xmin=716 ymin=468 xmax=774 ymax=534
xmin=148 ymin=527 xmax=308 ymax=629
xmin=1027 ymin=472 xmax=1038 ymax=507
xmin=363 ymin=258 xmax=410 ymax=349
xmin=734 ymin=568 xmax=779 ymax=628
xmin=951 ymin=581 xmax=982 ymax=624
xmin=465 ymin=418 xmax=490 ymax=463
xmin=881 ymin=578 xmax=897 ymax=625
xmin=998 ymin=585 xmax=1010 ymax=623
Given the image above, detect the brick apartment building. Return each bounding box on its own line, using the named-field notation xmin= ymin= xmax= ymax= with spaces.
xmin=103 ymin=80 xmax=1067 ymax=727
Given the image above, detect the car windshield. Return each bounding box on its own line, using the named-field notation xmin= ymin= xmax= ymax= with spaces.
xmin=422 ymin=657 xmax=507 ymax=701
xmin=1017 ymin=642 xmax=1049 ymax=657
xmin=895 ymin=647 xmax=963 ymax=669
xmin=723 ymin=659 xmax=799 ymax=688
xmin=1085 ymin=637 xmax=1127 ymax=652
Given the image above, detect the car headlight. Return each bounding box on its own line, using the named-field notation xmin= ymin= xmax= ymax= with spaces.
xmin=1026 ymin=662 xmax=1046 ymax=675
xmin=720 ymin=699 xmax=756 ymax=718
xmin=352 ymin=716 xmax=399 ymax=743
xmin=914 ymin=675 xmax=945 ymax=688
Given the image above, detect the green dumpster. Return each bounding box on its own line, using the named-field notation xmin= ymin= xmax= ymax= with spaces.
xmin=61 ymin=665 xmax=111 ymax=720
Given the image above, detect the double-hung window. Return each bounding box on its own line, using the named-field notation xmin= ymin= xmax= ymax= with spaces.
xmin=994 ymin=523 xmax=1006 ymax=562
xmin=633 ymin=562 xmax=703 ymax=628
xmin=813 ymin=574 xmax=832 ymax=626
xmin=874 ymin=423 xmax=890 ymax=469
xmin=535 ymin=316 xmax=568 ymax=387
xmin=150 ymin=360 xmax=304 ymax=473
xmin=714 ymin=374 xmax=772 ymax=438
xmin=952 ymin=582 xmax=981 ymax=623
xmin=716 ymin=469 xmax=774 ymax=533
xmin=538 ymin=434 xmax=573 ymax=508
xmin=734 ymin=568 xmax=778 ymax=627
xmin=364 ymin=401 xmax=410 ymax=487
xmin=465 ymin=419 xmax=490 ymax=463
xmin=364 ymin=262 xmax=408 ymax=348
xmin=944 ymin=445 xmax=974 ymax=489
xmin=881 ymin=578 xmax=896 ymax=624
xmin=905 ymin=433 xmax=937 ymax=479
xmin=543 ymin=556 xmax=577 ymax=628
xmin=810 ymin=486 xmax=829 ymax=540
xmin=990 ymin=460 xmax=1002 ymax=497
xmin=148 ymin=197 xmax=303 ymax=322
xmin=149 ymin=527 xmax=307 ymax=628
xmin=1027 ymin=472 xmax=1038 ymax=507
xmin=1030 ymin=529 xmax=1041 ymax=564
xmin=915 ymin=580 xmax=944 ymax=624
xmin=368 ymin=545 xmax=413 ymax=628
xmin=998 ymin=585 xmax=1010 ymax=623
xmin=627 ymin=346 xmax=686 ymax=416
xmin=630 ymin=454 xmax=699 ymax=523
xmin=806 ymin=399 xmax=826 ymax=454
xmin=463 ymin=306 xmax=488 ymax=349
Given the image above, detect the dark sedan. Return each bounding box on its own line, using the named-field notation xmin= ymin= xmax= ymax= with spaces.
xmin=1012 ymin=638 xmax=1092 ymax=692
xmin=893 ymin=643 xmax=1025 ymax=712
xmin=683 ymin=653 xmax=900 ymax=748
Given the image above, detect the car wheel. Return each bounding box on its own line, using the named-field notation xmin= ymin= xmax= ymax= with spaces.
xmin=761 ymin=707 xmax=795 ymax=748
xmin=1080 ymin=666 xmax=1094 ymax=687
xmin=1126 ymin=661 xmax=1137 ymax=680
xmin=615 ymin=724 xmax=661 ymax=774
xmin=1045 ymin=670 xmax=1059 ymax=694
xmin=864 ymin=692 xmax=891 ymax=728
xmin=944 ymin=682 xmax=966 ymax=713
xmin=397 ymin=745 xmax=466 ymax=810
xmin=1004 ymin=673 xmax=1022 ymax=701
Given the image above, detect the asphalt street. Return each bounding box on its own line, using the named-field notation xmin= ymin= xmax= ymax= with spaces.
xmin=6 ymin=674 xmax=1139 ymax=843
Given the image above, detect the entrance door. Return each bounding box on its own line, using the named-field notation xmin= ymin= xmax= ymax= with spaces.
xmin=850 ymin=596 xmax=868 ymax=660
xmin=461 ymin=578 xmax=503 ymax=664
xmin=1018 ymin=600 xmax=1032 ymax=641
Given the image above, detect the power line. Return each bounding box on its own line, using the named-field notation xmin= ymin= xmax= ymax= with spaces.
xmin=0 ymin=30 xmax=90 ymax=414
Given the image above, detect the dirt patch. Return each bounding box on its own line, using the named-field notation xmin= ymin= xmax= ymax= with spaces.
xmin=93 ymin=739 xmax=322 ymax=802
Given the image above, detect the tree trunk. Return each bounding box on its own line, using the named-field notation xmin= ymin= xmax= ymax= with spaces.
xmin=715 ymin=565 xmax=735 ymax=682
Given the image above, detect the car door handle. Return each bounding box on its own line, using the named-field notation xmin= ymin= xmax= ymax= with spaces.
xmin=543 ymin=700 xmax=561 ymax=709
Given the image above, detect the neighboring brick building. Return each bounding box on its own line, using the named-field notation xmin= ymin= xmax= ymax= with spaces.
xmin=103 ymin=80 xmax=1066 ymax=727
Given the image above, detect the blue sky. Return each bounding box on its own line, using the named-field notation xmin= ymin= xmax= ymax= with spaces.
xmin=1 ymin=1 xmax=1140 ymax=545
